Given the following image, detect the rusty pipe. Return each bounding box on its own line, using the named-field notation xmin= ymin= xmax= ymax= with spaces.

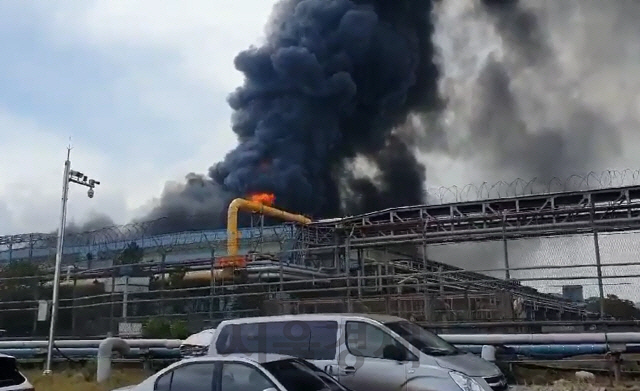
xmin=227 ymin=198 xmax=312 ymax=256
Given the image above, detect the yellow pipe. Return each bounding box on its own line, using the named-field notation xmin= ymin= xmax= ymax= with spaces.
xmin=227 ymin=198 xmax=312 ymax=256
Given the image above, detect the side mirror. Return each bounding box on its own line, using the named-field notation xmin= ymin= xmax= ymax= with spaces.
xmin=382 ymin=344 xmax=406 ymax=362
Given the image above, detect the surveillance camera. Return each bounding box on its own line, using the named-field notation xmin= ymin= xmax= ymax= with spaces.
xmin=87 ymin=188 xmax=94 ymax=198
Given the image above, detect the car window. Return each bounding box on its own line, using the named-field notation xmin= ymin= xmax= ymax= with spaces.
xmin=154 ymin=361 xmax=215 ymax=391
xmin=385 ymin=321 xmax=459 ymax=356
xmin=216 ymin=320 xmax=337 ymax=360
xmin=154 ymin=371 xmax=172 ymax=391
xmin=346 ymin=321 xmax=413 ymax=360
xmin=0 ymin=357 xmax=25 ymax=388
xmin=263 ymin=358 xmax=348 ymax=391
xmin=221 ymin=362 xmax=275 ymax=391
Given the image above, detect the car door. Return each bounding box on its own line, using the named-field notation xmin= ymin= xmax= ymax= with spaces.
xmin=337 ymin=320 xmax=417 ymax=391
xmin=218 ymin=361 xmax=279 ymax=391
xmin=153 ymin=360 xmax=217 ymax=391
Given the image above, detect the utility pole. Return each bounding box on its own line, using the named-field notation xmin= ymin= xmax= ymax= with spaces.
xmin=44 ymin=147 xmax=100 ymax=375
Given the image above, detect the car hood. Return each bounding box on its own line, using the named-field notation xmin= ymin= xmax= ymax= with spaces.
xmin=111 ymin=385 xmax=137 ymax=391
xmin=434 ymin=353 xmax=501 ymax=377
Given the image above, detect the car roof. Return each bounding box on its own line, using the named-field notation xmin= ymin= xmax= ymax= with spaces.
xmin=217 ymin=313 xmax=405 ymax=325
xmin=183 ymin=353 xmax=296 ymax=365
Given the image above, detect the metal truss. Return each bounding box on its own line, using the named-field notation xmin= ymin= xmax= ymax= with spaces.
xmin=305 ymin=185 xmax=640 ymax=248
xmin=386 ymin=257 xmax=585 ymax=315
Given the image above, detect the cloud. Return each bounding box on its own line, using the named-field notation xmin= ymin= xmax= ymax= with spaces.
xmin=49 ymin=0 xmax=275 ymax=92
xmin=422 ymin=0 xmax=640 ymax=188
xmin=0 ymin=107 xmax=126 ymax=234
xmin=0 ymin=1 xmax=278 ymax=234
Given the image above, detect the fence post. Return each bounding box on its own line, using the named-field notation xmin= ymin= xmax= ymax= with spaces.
xmin=71 ymin=268 xmax=77 ymax=336
xmin=502 ymin=211 xmax=511 ymax=280
xmin=109 ymin=268 xmax=116 ymax=335
xmin=422 ymin=240 xmax=429 ymax=321
xmin=345 ymin=235 xmax=352 ymax=313
xmin=590 ymin=202 xmax=605 ymax=319
xmin=209 ymin=249 xmax=215 ymax=322
xmin=357 ymin=249 xmax=363 ymax=299
xmin=159 ymin=252 xmax=167 ymax=316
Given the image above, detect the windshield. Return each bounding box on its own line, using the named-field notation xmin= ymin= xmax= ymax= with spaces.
xmin=0 ymin=357 xmax=25 ymax=387
xmin=385 ymin=321 xmax=459 ymax=356
xmin=262 ymin=359 xmax=349 ymax=391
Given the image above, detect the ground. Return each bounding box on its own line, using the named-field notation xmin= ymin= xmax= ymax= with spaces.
xmin=23 ymin=365 xmax=640 ymax=391
xmin=26 ymin=368 xmax=146 ymax=391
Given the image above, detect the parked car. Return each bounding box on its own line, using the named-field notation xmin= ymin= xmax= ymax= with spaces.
xmin=180 ymin=328 xmax=216 ymax=357
xmin=112 ymin=353 xmax=351 ymax=391
xmin=208 ymin=314 xmax=508 ymax=391
xmin=0 ymin=354 xmax=34 ymax=391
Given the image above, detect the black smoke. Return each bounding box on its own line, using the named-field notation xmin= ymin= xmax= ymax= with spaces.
xmin=65 ymin=213 xmax=115 ymax=234
xmin=471 ymin=0 xmax=620 ymax=186
xmin=480 ymin=0 xmax=551 ymax=67
xmin=469 ymin=57 xmax=617 ymax=182
xmin=145 ymin=0 xmax=441 ymax=233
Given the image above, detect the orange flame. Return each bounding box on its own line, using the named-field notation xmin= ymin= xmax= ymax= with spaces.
xmin=248 ymin=193 xmax=276 ymax=206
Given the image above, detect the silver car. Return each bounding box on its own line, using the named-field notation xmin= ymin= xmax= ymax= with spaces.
xmin=112 ymin=353 xmax=352 ymax=391
xmin=208 ymin=314 xmax=507 ymax=391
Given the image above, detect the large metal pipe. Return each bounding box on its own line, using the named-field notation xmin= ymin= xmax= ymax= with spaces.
xmin=97 ymin=337 xmax=130 ymax=383
xmin=441 ymin=332 xmax=640 ymax=345
xmin=227 ymin=198 xmax=311 ymax=256
xmin=0 ymin=339 xmax=182 ymax=349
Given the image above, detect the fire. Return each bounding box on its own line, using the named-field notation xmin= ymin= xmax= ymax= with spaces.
xmin=249 ymin=193 xmax=275 ymax=206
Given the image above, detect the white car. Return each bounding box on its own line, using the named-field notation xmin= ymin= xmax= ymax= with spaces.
xmin=112 ymin=353 xmax=351 ymax=391
xmin=180 ymin=328 xmax=216 ymax=358
xmin=0 ymin=354 xmax=34 ymax=391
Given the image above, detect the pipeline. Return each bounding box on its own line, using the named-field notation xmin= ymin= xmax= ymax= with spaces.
xmin=440 ymin=332 xmax=640 ymax=345
xmin=178 ymin=261 xmax=333 ymax=282
xmin=4 ymin=343 xmax=640 ymax=364
xmin=0 ymin=339 xmax=182 ymax=349
xmin=97 ymin=338 xmax=130 ymax=383
xmin=226 ymin=198 xmax=312 ymax=257
xmin=0 ymin=347 xmax=181 ymax=360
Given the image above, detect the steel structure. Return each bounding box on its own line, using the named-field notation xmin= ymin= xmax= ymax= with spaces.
xmin=303 ymin=185 xmax=640 ymax=248
xmin=4 ymin=182 xmax=640 ymax=335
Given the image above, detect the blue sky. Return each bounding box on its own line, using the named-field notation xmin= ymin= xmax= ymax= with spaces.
xmin=0 ymin=0 xmax=276 ymax=234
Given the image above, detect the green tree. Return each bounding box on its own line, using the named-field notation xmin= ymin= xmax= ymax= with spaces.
xmin=586 ymin=294 xmax=640 ymax=320
xmin=0 ymin=260 xmax=41 ymax=291
xmin=168 ymin=266 xmax=187 ymax=288
xmin=142 ymin=317 xmax=190 ymax=339
xmin=0 ymin=261 xmax=43 ymax=336
xmin=116 ymin=242 xmax=144 ymax=265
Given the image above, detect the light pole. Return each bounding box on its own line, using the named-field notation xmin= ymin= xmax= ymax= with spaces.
xmin=44 ymin=147 xmax=100 ymax=375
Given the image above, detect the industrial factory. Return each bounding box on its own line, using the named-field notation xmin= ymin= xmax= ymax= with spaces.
xmin=3 ymin=182 xmax=639 ymax=338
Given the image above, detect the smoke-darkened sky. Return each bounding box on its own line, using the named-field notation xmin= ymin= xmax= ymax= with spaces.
xmin=1 ymin=0 xmax=640 ymax=234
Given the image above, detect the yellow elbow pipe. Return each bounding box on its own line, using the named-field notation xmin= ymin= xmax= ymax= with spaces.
xmin=227 ymin=198 xmax=312 ymax=257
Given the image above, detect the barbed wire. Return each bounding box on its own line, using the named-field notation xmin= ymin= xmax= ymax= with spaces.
xmin=425 ymin=169 xmax=640 ymax=204
xmin=2 ymin=169 xmax=640 ymax=252
xmin=0 ymin=218 xmax=171 ymax=251
xmin=0 ymin=216 xmax=295 ymax=257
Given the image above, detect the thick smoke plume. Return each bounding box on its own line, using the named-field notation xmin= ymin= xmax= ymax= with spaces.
xmin=475 ymin=0 xmax=620 ymax=187
xmin=138 ymin=0 xmax=636 ymax=236
xmin=433 ymin=0 xmax=622 ymax=193
xmin=146 ymin=0 xmax=441 ymax=233
xmin=429 ymin=0 xmax=630 ymax=274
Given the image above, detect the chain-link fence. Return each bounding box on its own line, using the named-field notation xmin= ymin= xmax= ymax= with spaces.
xmin=0 ymin=225 xmax=638 ymax=338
